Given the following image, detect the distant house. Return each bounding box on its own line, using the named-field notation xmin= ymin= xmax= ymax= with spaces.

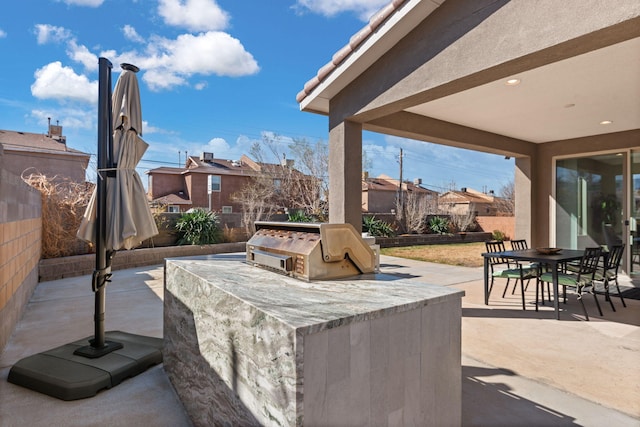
xmin=0 ymin=124 xmax=90 ymax=183
xmin=362 ymin=174 xmax=438 ymax=213
xmin=147 ymin=153 xmax=311 ymax=215
xmin=438 ymin=187 xmax=501 ymax=216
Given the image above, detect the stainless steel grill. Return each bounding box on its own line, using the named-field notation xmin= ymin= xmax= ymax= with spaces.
xmin=246 ymin=221 xmax=376 ymax=281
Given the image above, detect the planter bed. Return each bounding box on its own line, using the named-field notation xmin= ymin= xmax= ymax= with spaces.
xmin=375 ymin=232 xmax=491 ymax=248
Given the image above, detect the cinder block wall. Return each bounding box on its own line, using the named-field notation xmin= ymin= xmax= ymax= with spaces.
xmin=0 ymin=146 xmax=42 ymax=351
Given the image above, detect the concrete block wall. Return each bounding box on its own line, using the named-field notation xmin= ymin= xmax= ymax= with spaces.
xmin=38 ymin=242 xmax=247 ymax=282
xmin=0 ymin=146 xmax=42 ymax=351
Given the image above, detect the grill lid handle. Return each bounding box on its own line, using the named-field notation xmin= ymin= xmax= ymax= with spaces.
xmin=319 ymin=223 xmax=375 ymax=274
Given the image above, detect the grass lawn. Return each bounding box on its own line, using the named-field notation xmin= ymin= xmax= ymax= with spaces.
xmin=380 ymin=242 xmax=486 ymax=268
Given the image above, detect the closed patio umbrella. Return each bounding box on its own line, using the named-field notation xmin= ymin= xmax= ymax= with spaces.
xmin=76 ymin=60 xmax=158 ymax=356
xmin=8 ymin=59 xmax=163 ymax=400
xmin=78 ymin=64 xmax=158 ymax=251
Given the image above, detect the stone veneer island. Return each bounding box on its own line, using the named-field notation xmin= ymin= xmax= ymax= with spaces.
xmin=164 ymin=255 xmax=464 ymax=426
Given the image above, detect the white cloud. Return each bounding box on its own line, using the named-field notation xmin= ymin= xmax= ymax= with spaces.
xmin=59 ymin=0 xmax=104 ymax=6
xmin=120 ymin=31 xmax=259 ymax=91
xmin=205 ymin=137 xmax=231 ymax=153
xmin=194 ymin=81 xmax=207 ymax=90
xmin=142 ymin=121 xmax=167 ymax=134
xmin=123 ymin=25 xmax=145 ymax=43
xmin=31 ymin=61 xmax=98 ymax=104
xmin=67 ymin=40 xmax=99 ymax=71
xmin=142 ymin=68 xmax=188 ymax=90
xmin=31 ymin=107 xmax=95 ymax=131
xmin=158 ymin=0 xmax=230 ymax=32
xmin=0 ymin=29 xmax=6 ymax=38
xmin=294 ymin=0 xmax=388 ymax=21
xmin=34 ymin=24 xmax=72 ymax=45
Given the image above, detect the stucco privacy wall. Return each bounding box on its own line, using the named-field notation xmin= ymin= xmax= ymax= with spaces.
xmin=476 ymin=216 xmax=514 ymax=240
xmin=0 ymin=145 xmax=42 ymax=351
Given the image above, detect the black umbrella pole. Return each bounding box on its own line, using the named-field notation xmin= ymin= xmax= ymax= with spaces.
xmin=74 ymin=58 xmax=122 ymax=358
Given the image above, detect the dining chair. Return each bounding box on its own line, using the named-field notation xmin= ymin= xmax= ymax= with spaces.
xmin=537 ymin=247 xmax=603 ymax=320
xmin=485 ymin=240 xmax=537 ymax=310
xmin=508 ymin=239 xmax=546 ymax=299
xmin=594 ymin=244 xmax=626 ymax=311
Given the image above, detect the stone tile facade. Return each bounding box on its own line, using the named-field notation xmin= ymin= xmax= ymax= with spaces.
xmin=164 ymin=256 xmax=463 ymax=426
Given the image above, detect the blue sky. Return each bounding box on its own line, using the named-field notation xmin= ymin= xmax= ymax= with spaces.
xmin=0 ymin=0 xmax=514 ymax=194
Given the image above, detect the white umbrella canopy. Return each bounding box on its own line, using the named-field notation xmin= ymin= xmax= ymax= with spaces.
xmin=78 ymin=65 xmax=158 ymax=250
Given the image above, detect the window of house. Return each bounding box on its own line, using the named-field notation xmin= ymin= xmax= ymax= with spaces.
xmin=167 ymin=205 xmax=180 ymax=213
xmin=208 ymin=175 xmax=221 ymax=192
xmin=222 ymin=206 xmax=233 ymax=214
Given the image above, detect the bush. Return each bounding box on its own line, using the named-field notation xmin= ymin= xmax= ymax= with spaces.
xmin=287 ymin=210 xmax=314 ymax=222
xmin=175 ymin=208 xmax=222 ymax=245
xmin=22 ymin=173 xmax=93 ymax=258
xmin=428 ymin=216 xmax=450 ymax=234
xmin=363 ymin=216 xmax=395 ymax=237
xmin=492 ymin=229 xmax=507 ymax=241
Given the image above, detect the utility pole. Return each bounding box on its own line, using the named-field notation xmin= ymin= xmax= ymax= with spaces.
xmin=397 ymin=148 xmax=404 ymax=218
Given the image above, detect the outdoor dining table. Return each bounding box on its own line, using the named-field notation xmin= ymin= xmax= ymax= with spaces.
xmin=482 ymin=248 xmax=585 ymax=320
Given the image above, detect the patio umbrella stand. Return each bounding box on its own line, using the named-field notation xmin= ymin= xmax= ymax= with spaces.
xmin=8 ymin=59 xmax=163 ymax=401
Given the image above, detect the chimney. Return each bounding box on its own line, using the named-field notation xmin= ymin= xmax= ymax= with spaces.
xmin=200 ymin=152 xmax=214 ymax=162
xmin=48 ymin=118 xmax=65 ymax=144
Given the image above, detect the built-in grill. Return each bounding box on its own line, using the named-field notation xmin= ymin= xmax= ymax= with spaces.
xmin=246 ymin=221 xmax=376 ymax=281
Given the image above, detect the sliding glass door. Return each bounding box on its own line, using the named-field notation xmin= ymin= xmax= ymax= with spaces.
xmin=556 ymin=154 xmax=624 ymax=251
xmin=629 ymin=151 xmax=640 ymax=275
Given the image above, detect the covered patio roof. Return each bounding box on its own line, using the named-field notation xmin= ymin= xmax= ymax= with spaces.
xmin=297 ymin=0 xmax=640 ymax=245
xmin=298 ymin=0 xmax=640 ymax=153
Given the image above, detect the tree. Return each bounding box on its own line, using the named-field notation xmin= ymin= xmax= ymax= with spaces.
xmin=231 ymin=174 xmax=279 ymax=236
xmin=287 ymin=138 xmax=328 ymax=220
xmin=247 ymin=134 xmax=328 ymax=221
xmin=404 ymin=190 xmax=430 ymax=233
xmin=495 ymin=181 xmax=515 ymax=216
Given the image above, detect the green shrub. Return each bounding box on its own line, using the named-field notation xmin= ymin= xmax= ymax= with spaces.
xmin=428 ymin=216 xmax=450 ymax=234
xmin=175 ymin=208 xmax=221 ymax=245
xmin=287 ymin=210 xmax=314 ymax=222
xmin=363 ymin=216 xmax=395 ymax=237
xmin=492 ymin=229 xmax=507 ymax=241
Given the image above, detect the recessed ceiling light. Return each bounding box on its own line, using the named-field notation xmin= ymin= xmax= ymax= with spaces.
xmin=505 ymin=78 xmax=521 ymax=86
xmin=600 ymin=120 xmax=613 ymax=125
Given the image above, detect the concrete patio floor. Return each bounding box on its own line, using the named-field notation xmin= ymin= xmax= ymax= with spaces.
xmin=1 ymin=254 xmax=639 ymax=426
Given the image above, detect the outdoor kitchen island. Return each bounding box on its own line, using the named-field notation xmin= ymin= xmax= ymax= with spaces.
xmin=164 ymin=254 xmax=464 ymax=426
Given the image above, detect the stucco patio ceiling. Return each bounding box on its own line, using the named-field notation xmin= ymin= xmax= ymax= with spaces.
xmin=404 ymin=37 xmax=640 ymax=144
xmin=298 ymin=0 xmax=640 ymax=146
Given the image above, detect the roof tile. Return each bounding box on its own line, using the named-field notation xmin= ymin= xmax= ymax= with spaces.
xmin=296 ymin=0 xmax=408 ymax=104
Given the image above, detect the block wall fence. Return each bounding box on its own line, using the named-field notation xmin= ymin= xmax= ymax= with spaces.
xmin=0 ymin=146 xmax=42 ymax=351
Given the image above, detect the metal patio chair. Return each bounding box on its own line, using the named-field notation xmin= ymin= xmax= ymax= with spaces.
xmin=485 ymin=240 xmax=538 ymax=310
xmin=537 ymin=247 xmax=603 ymax=320
xmin=594 ymin=244 xmax=626 ymax=311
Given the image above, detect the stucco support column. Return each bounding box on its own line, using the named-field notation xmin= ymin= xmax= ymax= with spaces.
xmin=514 ymin=157 xmax=533 ymax=245
xmin=329 ymin=120 xmax=362 ymax=232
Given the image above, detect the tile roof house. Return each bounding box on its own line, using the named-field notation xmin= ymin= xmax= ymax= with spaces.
xmin=297 ymin=0 xmax=639 ymax=270
xmin=146 ymin=153 xmax=311 ymax=215
xmin=438 ymin=187 xmax=499 ymax=216
xmin=0 ymin=125 xmax=90 ymax=183
xmin=362 ymin=174 xmax=438 ymax=213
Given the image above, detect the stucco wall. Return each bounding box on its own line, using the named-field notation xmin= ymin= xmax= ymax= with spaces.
xmin=4 ymin=150 xmax=88 ymax=183
xmin=476 ymin=216 xmax=515 ymax=240
xmin=0 ymin=146 xmax=42 ymax=352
